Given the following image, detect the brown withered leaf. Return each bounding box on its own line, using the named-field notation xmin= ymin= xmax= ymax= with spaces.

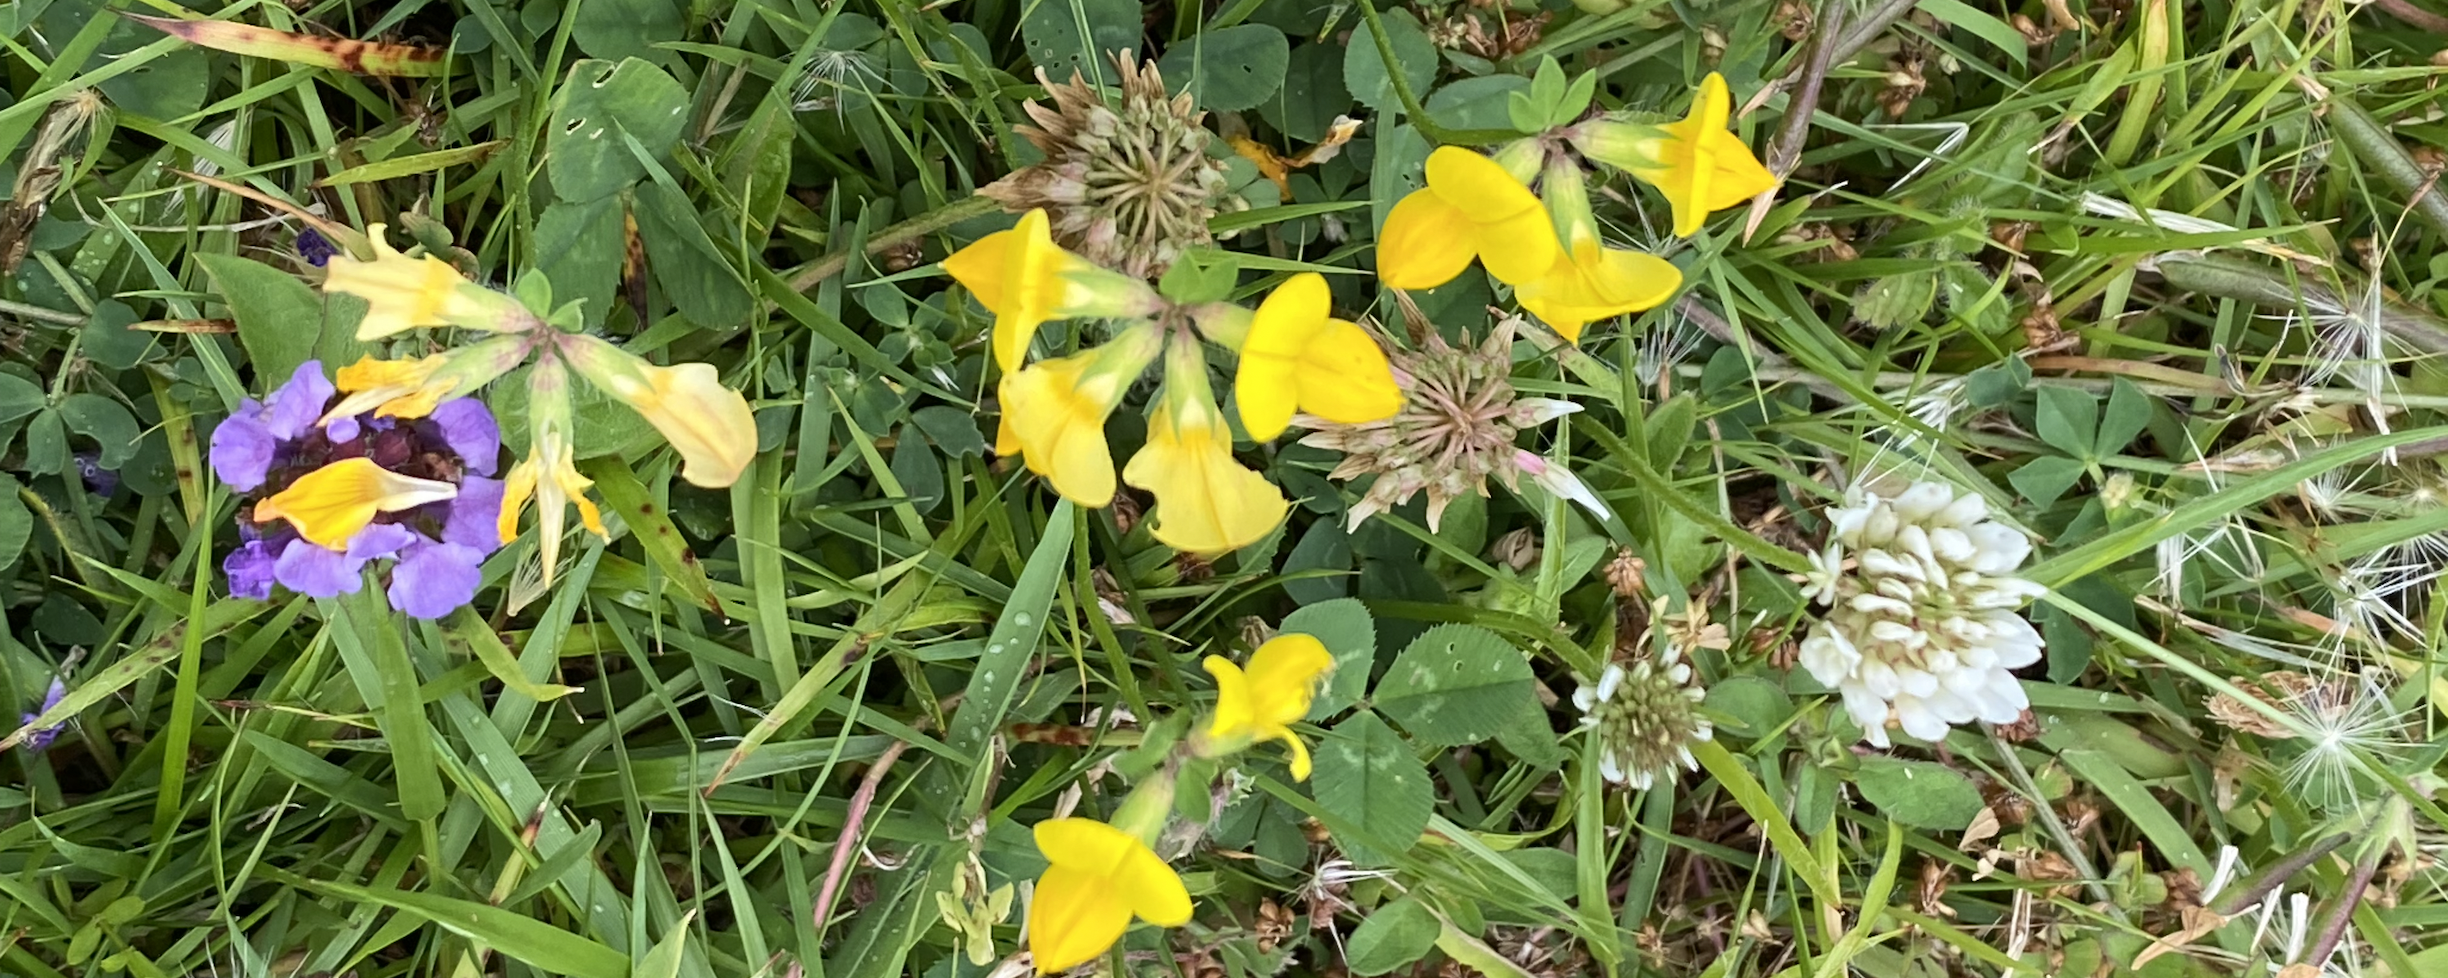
xmin=621 ymin=204 xmax=650 ymax=327
xmin=122 ymin=14 xmax=444 ymax=77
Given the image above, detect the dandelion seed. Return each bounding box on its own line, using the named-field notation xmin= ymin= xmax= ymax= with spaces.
xmin=2277 ymin=670 xmax=2410 ymax=810
xmin=1633 ymin=313 xmax=1704 ymax=388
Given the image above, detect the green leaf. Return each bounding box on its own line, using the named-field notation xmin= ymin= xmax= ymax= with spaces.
xmin=1372 ymin=623 xmax=1544 ymax=749
xmin=534 ymin=197 xmax=627 ymax=326
xmin=302 ymin=881 xmax=630 ymax=978
xmin=1279 ymin=597 xmax=1374 ymax=719
xmin=1915 ymin=0 xmax=2029 ymax=67
xmin=436 ymin=607 xmax=585 ymax=702
xmin=1311 ymin=711 xmax=1435 ymax=863
xmin=0 ymin=374 xmax=44 ymax=423
xmin=2008 ymin=455 xmax=2085 ymax=507
xmin=1018 ymin=0 xmax=1140 ymax=79
xmin=946 ymin=501 xmax=1077 ymax=817
xmin=1852 ymin=757 xmax=1984 ymax=830
xmin=2 ymin=600 xmax=263 ymax=750
xmin=1345 ymin=896 xmax=1441 ymax=975
xmin=2034 ymin=385 xmax=2098 ymax=459
xmin=1259 ymin=42 xmax=1350 ymax=143
xmin=2095 ymin=377 xmax=2153 ymax=456
xmin=547 ymin=58 xmax=691 ymax=203
xmin=0 ymin=473 xmax=31 ymax=571
xmin=57 ymin=393 xmax=137 ymax=467
xmin=634 ymin=909 xmax=697 ymax=978
xmin=572 ymin=0 xmax=684 ymax=63
xmin=1703 ymin=676 xmax=1792 ymax=739
xmin=911 ymin=406 xmax=986 ymax=459
xmin=632 ymin=181 xmax=755 ymax=328
xmin=21 ymin=410 xmax=65 ymax=477
xmin=1342 ymin=8 xmax=1435 ymax=113
xmin=1156 ymin=24 xmax=1288 ymax=113
xmin=723 ymin=97 xmax=797 ymax=237
xmin=195 ymin=253 xmax=322 ymax=386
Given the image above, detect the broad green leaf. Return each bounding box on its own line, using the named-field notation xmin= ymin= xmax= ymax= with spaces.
xmin=437 ymin=607 xmax=584 ymax=702
xmin=572 ymin=0 xmax=683 ymax=63
xmin=946 ymin=500 xmax=1077 ymax=817
xmin=1342 ymin=9 xmax=1436 ymax=112
xmin=1311 ymin=711 xmax=1434 ymax=863
xmin=632 ymin=181 xmax=755 ymax=328
xmin=2095 ymin=377 xmax=2153 ymax=456
xmin=0 ymin=374 xmax=43 ymax=423
xmin=196 ymin=253 xmax=321 ymax=385
xmin=57 ymin=393 xmax=137 ymax=467
xmin=1852 ymin=757 xmax=1983 ymax=830
xmin=1280 ymin=597 xmax=1374 ymax=719
xmin=2008 ymin=455 xmax=2084 ymax=506
xmin=1372 ymin=623 xmax=1545 ymax=749
xmin=1258 ymin=42 xmax=1350 ymax=143
xmin=1345 ymin=896 xmax=1440 ymax=975
xmin=533 ymin=197 xmax=626 ymax=326
xmin=1158 ymin=24 xmax=1289 ymax=113
xmin=0 ymin=474 xmax=31 ymax=570
xmin=2034 ymin=385 xmax=2097 ymax=459
xmin=547 ymin=58 xmax=690 ymax=203
xmin=1017 ymin=0 xmax=1140 ymax=79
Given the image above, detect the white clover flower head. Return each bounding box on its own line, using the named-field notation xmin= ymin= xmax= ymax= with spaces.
xmin=1575 ymin=649 xmax=1712 ymax=790
xmin=1799 ymin=479 xmax=2045 ymax=747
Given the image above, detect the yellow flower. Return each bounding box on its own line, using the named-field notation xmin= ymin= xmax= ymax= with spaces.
xmin=1232 ymin=273 xmax=1402 ymax=441
xmin=1375 ymin=145 xmax=1561 ymax=291
xmin=1027 ymin=817 xmax=1192 ymax=974
xmin=323 ymin=224 xmax=534 ymax=339
xmin=252 ymin=457 xmax=458 ymax=550
xmin=1123 ymin=345 xmax=1289 ymax=554
xmin=941 ymin=209 xmax=1162 ymax=374
xmin=1201 ymin=633 xmax=1336 ymax=780
xmin=1000 ymin=326 xmax=1161 ymax=507
xmin=323 ymin=334 xmax=533 ymax=421
xmin=495 ymin=356 xmax=605 ymax=586
xmin=1513 ymin=162 xmax=1682 ymax=343
xmin=556 ymin=334 xmax=757 ymax=488
xmin=1571 ymin=74 xmax=1779 ymax=237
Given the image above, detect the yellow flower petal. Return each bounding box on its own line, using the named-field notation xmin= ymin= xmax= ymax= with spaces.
xmin=1277 ymin=728 xmax=1313 ymax=781
xmin=498 ymin=459 xmax=537 ymax=545
xmin=1202 ymin=655 xmax=1256 ymax=739
xmin=1122 ymin=399 xmax=1288 ymax=554
xmin=1515 ymin=243 xmax=1682 ymax=343
xmin=944 ymin=209 xmax=1144 ymax=376
xmin=1423 ymin=146 xmax=1561 ymax=286
xmin=558 ymin=335 xmax=757 ymax=488
xmin=1236 ymin=273 xmax=1402 ymax=440
xmin=1652 ymin=75 xmax=1778 ymax=236
xmin=1001 ymin=334 xmax=1160 ymax=507
xmin=253 ymin=457 xmax=458 ymax=550
xmin=329 ymin=354 xmax=451 ymax=418
xmin=1028 ymin=817 xmax=1192 ymax=973
xmin=1375 ymin=189 xmax=1478 ymax=290
xmin=323 ymin=224 xmax=526 ymax=339
xmin=1244 ymin=634 xmax=1334 ymax=725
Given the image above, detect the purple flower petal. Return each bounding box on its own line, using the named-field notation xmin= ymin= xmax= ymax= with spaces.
xmin=443 ymin=476 xmax=505 ymax=554
xmin=274 ymin=539 xmax=365 ymax=597
xmin=387 ymin=540 xmax=486 ymax=619
xmin=224 ymin=539 xmax=280 ymax=600
xmin=430 ymin=398 xmax=502 ymax=476
xmin=326 ymin=414 xmax=361 ymax=443
xmin=210 ymin=400 xmax=277 ymax=492
xmin=350 ymin=523 xmax=419 ymax=562
xmin=263 ymin=361 xmax=335 ymax=441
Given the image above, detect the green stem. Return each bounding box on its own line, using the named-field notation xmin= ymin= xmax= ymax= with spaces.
xmin=784 ymin=195 xmax=1000 ymax=292
xmin=1355 ymin=0 xmax=1519 ymax=146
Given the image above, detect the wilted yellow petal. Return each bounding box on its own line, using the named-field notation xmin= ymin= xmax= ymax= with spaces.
xmin=557 ymin=335 xmax=756 ymax=488
xmin=498 ymin=459 xmax=538 ymax=545
xmin=325 ymin=335 xmax=532 ymax=422
xmin=124 ymin=14 xmax=444 ymax=76
xmin=253 ymin=457 xmax=457 ymax=550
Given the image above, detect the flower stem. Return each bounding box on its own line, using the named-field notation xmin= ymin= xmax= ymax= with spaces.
xmin=784 ymin=195 xmax=1001 ymax=292
xmin=1354 ymin=0 xmax=1519 ymax=147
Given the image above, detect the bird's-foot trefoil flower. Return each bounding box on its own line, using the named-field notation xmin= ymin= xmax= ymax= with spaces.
xmin=323 ymin=334 xmax=535 ymax=421
xmin=1513 ymin=159 xmax=1682 ymax=343
xmin=322 ymin=224 xmax=540 ymax=339
xmin=208 ymin=361 xmax=508 ymax=618
xmin=941 ymin=209 xmax=1167 ymax=374
xmin=1196 ymin=633 xmax=1336 ymax=780
xmin=496 ymin=355 xmax=605 ymax=588
xmin=998 ymin=324 xmax=1164 ymax=507
xmin=1218 ymin=272 xmax=1403 ymax=441
xmin=1123 ymin=341 xmax=1290 ymax=554
xmin=1027 ymin=779 xmax=1191 ymax=974
xmin=555 ymin=333 xmax=758 ymax=488
xmin=1568 ymin=73 xmax=1779 ymax=237
xmin=1376 ymin=144 xmax=1562 ymax=290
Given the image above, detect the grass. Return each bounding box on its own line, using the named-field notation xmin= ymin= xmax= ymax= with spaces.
xmin=7 ymin=0 xmax=2448 ymax=975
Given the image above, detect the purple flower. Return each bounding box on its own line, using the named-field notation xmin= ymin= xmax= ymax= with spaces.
xmin=75 ymin=452 xmax=118 ymax=497
xmin=298 ymin=229 xmax=335 ymax=267
xmin=20 ymin=677 xmax=66 ymax=754
xmin=219 ymin=362 xmax=509 ymax=619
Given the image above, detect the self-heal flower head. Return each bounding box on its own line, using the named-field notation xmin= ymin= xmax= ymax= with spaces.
xmin=497 ymin=355 xmax=605 ymax=588
xmin=323 ymin=224 xmax=538 ymax=340
xmin=555 ymin=334 xmax=758 ymax=488
xmin=1229 ymin=273 xmax=1403 ymax=441
xmin=1798 ymin=480 xmax=2045 ymax=747
xmin=323 ymin=334 xmax=534 ymax=421
xmin=1200 ymin=633 xmax=1335 ymax=780
xmin=211 ymin=361 xmax=509 ymax=618
xmin=999 ymin=324 xmax=1164 ymax=507
xmin=941 ymin=208 xmax=1165 ymax=374
xmin=1513 ymin=160 xmax=1681 ymax=343
xmin=1570 ymin=74 xmax=1779 ymax=237
xmin=1123 ymin=343 xmax=1290 ymax=554
xmin=1027 ymin=817 xmax=1192 ymax=973
xmin=1376 ymin=144 xmax=1562 ymax=290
